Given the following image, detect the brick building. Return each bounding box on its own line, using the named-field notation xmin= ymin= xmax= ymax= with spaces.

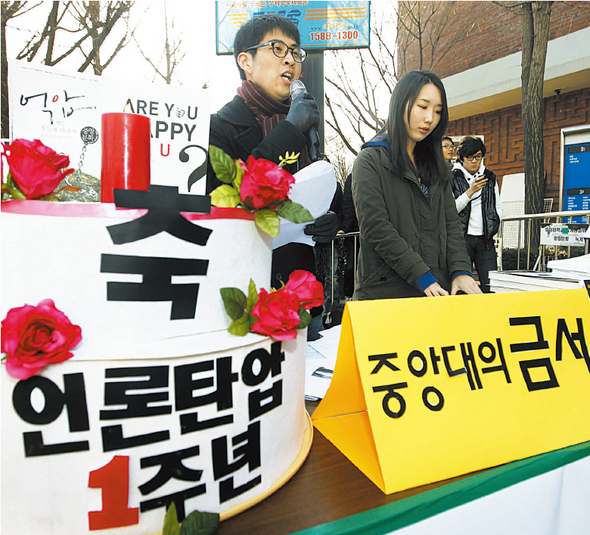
xmin=399 ymin=1 xmax=590 ymax=209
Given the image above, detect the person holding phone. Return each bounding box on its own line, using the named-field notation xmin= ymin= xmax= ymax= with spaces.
xmin=451 ymin=136 xmax=503 ymax=293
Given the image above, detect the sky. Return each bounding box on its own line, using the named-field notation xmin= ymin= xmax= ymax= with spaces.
xmin=5 ymin=1 xmax=241 ymax=112
xmin=106 ymin=1 xmax=241 ymax=112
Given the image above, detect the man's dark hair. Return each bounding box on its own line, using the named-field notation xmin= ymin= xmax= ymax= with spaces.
xmin=458 ymin=136 xmax=487 ymax=161
xmin=233 ymin=14 xmax=301 ymax=80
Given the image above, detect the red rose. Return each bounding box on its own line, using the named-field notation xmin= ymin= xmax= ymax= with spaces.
xmin=239 ymin=155 xmax=295 ymax=210
xmin=251 ymin=288 xmax=302 ymax=341
xmin=285 ymin=270 xmax=324 ymax=310
xmin=2 ymin=138 xmax=74 ymax=199
xmin=1 ymin=299 xmax=82 ymax=380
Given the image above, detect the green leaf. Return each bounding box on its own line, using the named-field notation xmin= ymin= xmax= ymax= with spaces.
xmin=229 ymin=313 xmax=252 ymax=336
xmin=276 ymin=200 xmax=314 ymax=223
xmin=179 ymin=510 xmax=220 ymax=535
xmin=254 ymin=209 xmax=280 ymax=237
xmin=210 ymin=184 xmax=240 ymax=208
xmin=220 ymin=287 xmax=247 ymax=320
xmin=2 ymin=186 xmax=26 ymax=199
xmin=246 ymin=278 xmax=258 ymax=313
xmin=163 ymin=503 xmax=181 ymax=535
xmin=232 ymin=160 xmax=244 ymax=191
xmin=297 ymin=307 xmax=312 ymax=329
xmin=209 ymin=145 xmax=236 ymax=184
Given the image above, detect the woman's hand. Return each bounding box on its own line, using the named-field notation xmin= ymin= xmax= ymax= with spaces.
xmin=424 ymin=276 xmax=483 ymax=296
xmin=424 ymin=282 xmax=449 ymax=297
xmin=451 ymin=274 xmax=482 ymax=295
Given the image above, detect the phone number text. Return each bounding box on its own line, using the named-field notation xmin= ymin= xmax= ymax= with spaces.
xmin=309 ymin=30 xmax=360 ymax=41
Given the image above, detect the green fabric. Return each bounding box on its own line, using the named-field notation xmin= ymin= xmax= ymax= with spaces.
xmin=292 ymin=440 xmax=590 ymax=535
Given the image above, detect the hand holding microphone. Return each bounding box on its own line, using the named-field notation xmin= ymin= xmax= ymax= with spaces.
xmin=286 ymin=91 xmax=319 ymax=133
xmin=288 ymin=80 xmax=322 ymax=161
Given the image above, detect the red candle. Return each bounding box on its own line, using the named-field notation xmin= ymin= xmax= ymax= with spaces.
xmin=100 ymin=113 xmax=151 ymax=203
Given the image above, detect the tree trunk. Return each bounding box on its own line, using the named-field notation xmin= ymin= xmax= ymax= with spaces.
xmin=1 ymin=10 xmax=9 ymax=139
xmin=0 ymin=2 xmax=23 ymax=138
xmin=520 ymin=1 xmax=552 ymax=266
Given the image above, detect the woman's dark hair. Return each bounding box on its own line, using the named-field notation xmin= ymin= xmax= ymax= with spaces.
xmin=233 ymin=14 xmax=301 ymax=80
xmin=385 ymin=70 xmax=449 ymax=185
xmin=457 ymin=136 xmax=487 ymax=161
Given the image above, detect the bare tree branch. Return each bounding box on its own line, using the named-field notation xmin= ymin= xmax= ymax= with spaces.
xmin=2 ymin=1 xmax=45 ymax=137
xmin=74 ymin=1 xmax=133 ymax=75
xmin=3 ymin=0 xmax=133 ymax=135
xmin=324 ymin=0 xmax=502 ymax=163
xmin=133 ymin=2 xmax=187 ymax=85
xmin=326 ymin=95 xmax=359 ymax=157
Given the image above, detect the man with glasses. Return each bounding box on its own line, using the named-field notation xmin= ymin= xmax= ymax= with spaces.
xmin=442 ymin=136 xmax=456 ymax=170
xmin=451 ymin=136 xmax=503 ymax=293
xmin=207 ymin=13 xmax=317 ymax=189
xmin=207 ymin=13 xmax=338 ymax=339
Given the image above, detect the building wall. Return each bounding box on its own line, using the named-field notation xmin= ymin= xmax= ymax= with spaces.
xmin=446 ymin=86 xmax=590 ymax=206
xmin=401 ymin=2 xmax=590 ymax=79
xmin=399 ymin=1 xmax=590 ymax=209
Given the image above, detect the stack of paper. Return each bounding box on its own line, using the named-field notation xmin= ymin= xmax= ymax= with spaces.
xmin=489 ymin=270 xmax=585 ymax=293
xmin=547 ymin=253 xmax=590 ymax=280
xmin=305 ymin=324 xmax=341 ymax=401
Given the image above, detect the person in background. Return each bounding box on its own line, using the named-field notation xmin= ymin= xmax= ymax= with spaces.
xmin=352 ymin=70 xmax=481 ymax=300
xmin=314 ymin=181 xmax=344 ymax=327
xmin=442 ymin=136 xmax=456 ymax=170
xmin=206 ymin=13 xmax=338 ymax=339
xmin=451 ymin=136 xmax=503 ymax=293
xmin=341 ymin=172 xmax=359 ymax=298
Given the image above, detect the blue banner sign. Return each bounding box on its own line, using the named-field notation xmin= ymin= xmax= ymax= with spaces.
xmin=216 ymin=1 xmax=370 ymax=54
xmin=563 ymin=142 xmax=590 ymax=223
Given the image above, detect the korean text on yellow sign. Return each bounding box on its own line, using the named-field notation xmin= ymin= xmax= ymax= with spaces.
xmin=312 ymin=289 xmax=590 ymax=494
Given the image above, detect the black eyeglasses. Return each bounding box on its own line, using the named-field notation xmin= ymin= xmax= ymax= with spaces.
xmin=247 ymin=40 xmax=307 ymax=63
xmin=465 ymin=153 xmax=483 ymax=162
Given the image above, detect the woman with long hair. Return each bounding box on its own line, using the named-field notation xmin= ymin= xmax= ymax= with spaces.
xmin=352 ymin=70 xmax=481 ymax=299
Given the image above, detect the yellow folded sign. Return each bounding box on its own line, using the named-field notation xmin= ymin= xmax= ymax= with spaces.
xmin=312 ymin=288 xmax=590 ymax=494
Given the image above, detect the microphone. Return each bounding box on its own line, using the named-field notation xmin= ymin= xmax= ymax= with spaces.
xmin=290 ymin=80 xmax=322 ymax=162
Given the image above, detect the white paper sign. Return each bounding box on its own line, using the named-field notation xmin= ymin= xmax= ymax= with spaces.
xmin=8 ymin=60 xmax=210 ymax=194
xmin=273 ymin=159 xmax=337 ymax=249
xmin=540 ymin=223 xmax=587 ymax=246
xmin=1 ymin=202 xmax=272 ymax=360
xmin=1 ymin=333 xmax=309 ymax=535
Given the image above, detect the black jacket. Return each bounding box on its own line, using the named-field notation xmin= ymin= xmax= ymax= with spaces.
xmin=207 ymin=95 xmax=308 ymax=193
xmin=342 ymin=173 xmax=359 ymax=234
xmin=451 ymin=167 xmax=501 ymax=247
xmin=207 ymin=95 xmax=317 ymax=295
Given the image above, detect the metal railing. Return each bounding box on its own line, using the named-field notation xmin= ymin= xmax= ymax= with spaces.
xmin=328 ymin=210 xmax=590 ymax=300
xmin=497 ymin=210 xmax=590 ymax=271
xmin=329 ymin=231 xmax=359 ymax=304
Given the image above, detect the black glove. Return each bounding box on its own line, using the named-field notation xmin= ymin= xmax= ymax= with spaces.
xmin=286 ymin=92 xmax=320 ymax=134
xmin=304 ymin=211 xmax=339 ymax=244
